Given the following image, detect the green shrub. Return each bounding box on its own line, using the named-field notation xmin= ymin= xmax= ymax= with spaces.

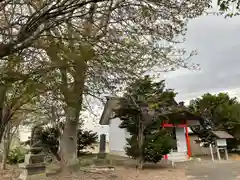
xmin=7 ymin=146 xmax=28 ymax=164
xmin=125 ymin=130 xmax=175 ymax=163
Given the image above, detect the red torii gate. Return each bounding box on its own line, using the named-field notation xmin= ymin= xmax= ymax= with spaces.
xmin=162 ymin=119 xmax=191 ymax=160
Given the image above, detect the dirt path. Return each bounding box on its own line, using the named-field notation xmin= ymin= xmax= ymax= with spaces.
xmin=185 ymin=160 xmax=240 ymax=180
xmin=0 ymin=168 xmax=20 ymax=180
xmin=7 ymin=160 xmax=240 ymax=180
xmin=0 ymin=166 xmax=186 ymax=180
xmin=114 ymin=167 xmax=186 ymax=180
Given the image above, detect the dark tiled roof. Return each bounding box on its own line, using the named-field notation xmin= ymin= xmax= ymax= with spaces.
xmin=212 ymin=131 xmax=234 ymax=139
xmin=99 ymin=97 xmax=204 ymax=125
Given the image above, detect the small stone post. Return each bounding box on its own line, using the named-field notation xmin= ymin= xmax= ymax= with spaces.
xmin=209 ymin=144 xmax=215 ymax=161
xmin=97 ymin=134 xmax=106 ymax=159
xmin=225 ymin=147 xmax=229 ymax=160
xmin=216 ymin=147 xmax=221 ymax=160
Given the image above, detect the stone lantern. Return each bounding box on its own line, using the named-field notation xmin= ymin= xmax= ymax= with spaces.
xmin=19 ymin=126 xmax=46 ymax=180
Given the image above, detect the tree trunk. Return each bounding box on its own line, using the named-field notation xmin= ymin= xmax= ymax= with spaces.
xmin=58 ymin=53 xmax=87 ymax=166
xmin=0 ymin=126 xmax=5 ymax=144
xmin=138 ymin=118 xmax=144 ymax=169
xmin=47 ymin=27 xmax=89 ymax=166
xmin=1 ymin=124 xmax=10 ymax=170
xmin=60 ymin=106 xmax=79 ymax=165
xmin=0 ymin=84 xmax=7 ymax=144
xmin=0 ymin=44 xmax=13 ymax=59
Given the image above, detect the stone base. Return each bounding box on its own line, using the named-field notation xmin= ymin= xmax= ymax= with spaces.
xmin=94 ymin=158 xmax=110 ymax=165
xmin=24 ymin=153 xmax=45 ymax=164
xmin=19 ymin=151 xmax=47 ymax=180
xmin=19 ymin=163 xmax=46 ymax=180
xmin=19 ymin=163 xmax=46 ymax=174
xmin=97 ymin=153 xmax=107 ymax=159
xmin=109 ymin=151 xmax=128 ymax=157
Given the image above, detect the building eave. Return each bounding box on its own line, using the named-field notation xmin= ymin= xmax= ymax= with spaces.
xmin=99 ymin=96 xmax=121 ymax=125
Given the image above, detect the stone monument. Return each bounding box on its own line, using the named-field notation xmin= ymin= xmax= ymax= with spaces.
xmin=19 ymin=125 xmax=46 ymax=180
xmin=97 ymin=134 xmax=106 ymax=159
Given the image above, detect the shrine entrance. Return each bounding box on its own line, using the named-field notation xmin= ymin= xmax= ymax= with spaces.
xmin=167 ymin=127 xmax=177 ymax=151
xmin=162 ymin=120 xmax=191 ymax=161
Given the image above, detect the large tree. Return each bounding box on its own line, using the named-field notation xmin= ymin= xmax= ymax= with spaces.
xmin=37 ymin=0 xmax=212 ymax=165
xmin=0 ymin=57 xmax=49 ymax=169
xmin=217 ymin=0 xmax=240 ymax=13
xmin=0 ymin=0 xmax=213 ymax=60
xmin=0 ymin=0 xmax=212 ymax=165
xmin=0 ymin=0 xmax=106 ymax=59
xmin=0 ymin=51 xmax=56 ymax=143
xmin=189 ymin=93 xmax=240 ymax=148
xmin=216 ymin=0 xmax=240 ymax=18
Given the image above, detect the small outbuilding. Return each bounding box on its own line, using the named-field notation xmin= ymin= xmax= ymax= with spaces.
xmin=210 ymin=130 xmax=234 ymax=161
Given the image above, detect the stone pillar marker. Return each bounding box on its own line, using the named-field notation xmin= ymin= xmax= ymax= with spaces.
xmin=97 ymin=134 xmax=106 ymax=159
xmin=19 ymin=126 xmax=46 ymax=180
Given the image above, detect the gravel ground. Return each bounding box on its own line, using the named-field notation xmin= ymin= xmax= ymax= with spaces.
xmin=47 ymin=168 xmax=186 ymax=180
xmin=0 ymin=168 xmax=20 ymax=180
xmin=0 ymin=166 xmax=186 ymax=180
xmin=114 ymin=167 xmax=186 ymax=180
xmin=186 ymin=160 xmax=240 ymax=180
